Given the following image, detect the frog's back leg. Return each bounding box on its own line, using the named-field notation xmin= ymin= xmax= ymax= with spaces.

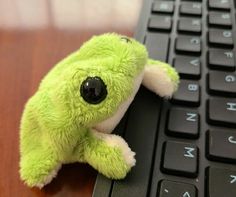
xmin=20 ymin=101 xmax=61 ymax=188
xmin=20 ymin=102 xmax=43 ymax=155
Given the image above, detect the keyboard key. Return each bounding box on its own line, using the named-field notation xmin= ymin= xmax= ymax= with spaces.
xmin=162 ymin=141 xmax=198 ymax=177
xmin=159 ymin=180 xmax=197 ymax=197
xmin=167 ymin=108 xmax=199 ymax=138
xmin=207 ymin=167 xmax=236 ymax=197
xmin=180 ymin=2 xmax=202 ymax=16
xmin=174 ymin=56 xmax=201 ymax=79
xmin=208 ymin=49 xmax=235 ymax=71
xmin=145 ymin=33 xmax=169 ymax=62
xmin=209 ymin=0 xmax=231 ymax=10
xmin=207 ymin=130 xmax=236 ymax=163
xmin=172 ymin=80 xmax=200 ymax=106
xmin=148 ymin=16 xmax=172 ymax=31
xmin=208 ymin=98 xmax=236 ymax=126
xmin=175 ymin=36 xmax=201 ymax=54
xmin=152 ymin=1 xmax=174 ymax=14
xmin=178 ymin=18 xmax=202 ymax=33
xmin=208 ymin=29 xmax=234 ymax=48
xmin=208 ymin=12 xmax=232 ymax=28
xmin=208 ymin=71 xmax=236 ymax=96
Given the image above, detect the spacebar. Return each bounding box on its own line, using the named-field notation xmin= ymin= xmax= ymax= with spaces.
xmin=145 ymin=33 xmax=169 ymax=62
xmin=111 ymin=87 xmax=162 ymax=197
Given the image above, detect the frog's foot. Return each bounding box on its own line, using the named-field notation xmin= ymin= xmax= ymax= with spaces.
xmin=84 ymin=130 xmax=135 ymax=179
xmin=20 ymin=152 xmax=61 ymax=188
xmin=142 ymin=60 xmax=179 ymax=98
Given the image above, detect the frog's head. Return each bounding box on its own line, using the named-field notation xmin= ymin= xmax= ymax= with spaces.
xmin=39 ymin=33 xmax=148 ymax=128
xmin=76 ymin=33 xmax=148 ymax=76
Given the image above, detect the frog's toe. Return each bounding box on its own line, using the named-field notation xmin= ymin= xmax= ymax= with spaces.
xmin=143 ymin=62 xmax=180 ymax=98
xmin=21 ymin=163 xmax=61 ymax=188
xmin=85 ymin=131 xmax=136 ymax=179
xmin=34 ymin=164 xmax=61 ymax=188
xmin=104 ymin=134 xmax=136 ymax=168
xmin=108 ymin=141 xmax=136 ymax=179
xmin=20 ymin=154 xmax=61 ymax=188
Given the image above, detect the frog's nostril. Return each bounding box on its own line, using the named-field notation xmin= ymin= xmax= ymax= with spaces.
xmin=120 ymin=37 xmax=132 ymax=43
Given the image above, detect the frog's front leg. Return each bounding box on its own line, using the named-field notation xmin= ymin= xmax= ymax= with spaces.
xmin=83 ymin=130 xmax=135 ymax=179
xmin=20 ymin=148 xmax=61 ymax=188
xmin=142 ymin=59 xmax=179 ymax=97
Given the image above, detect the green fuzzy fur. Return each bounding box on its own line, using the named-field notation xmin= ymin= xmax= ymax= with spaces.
xmin=19 ymin=33 xmax=179 ymax=188
xmin=147 ymin=59 xmax=179 ymax=91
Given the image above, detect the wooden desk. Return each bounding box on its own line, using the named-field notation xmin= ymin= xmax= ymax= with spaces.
xmin=0 ymin=0 xmax=142 ymax=196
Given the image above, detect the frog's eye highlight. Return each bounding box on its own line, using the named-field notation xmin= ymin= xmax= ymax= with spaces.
xmin=80 ymin=76 xmax=107 ymax=104
xmin=120 ymin=36 xmax=132 ymax=43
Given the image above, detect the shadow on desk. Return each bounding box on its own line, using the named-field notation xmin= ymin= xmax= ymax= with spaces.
xmin=38 ymin=164 xmax=96 ymax=197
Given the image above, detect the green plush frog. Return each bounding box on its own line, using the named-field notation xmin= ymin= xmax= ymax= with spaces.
xmin=20 ymin=33 xmax=179 ymax=188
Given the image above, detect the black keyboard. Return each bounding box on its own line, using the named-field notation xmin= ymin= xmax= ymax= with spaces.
xmin=93 ymin=0 xmax=236 ymax=196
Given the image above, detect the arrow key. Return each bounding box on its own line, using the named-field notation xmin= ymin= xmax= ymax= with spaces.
xmin=159 ymin=180 xmax=197 ymax=197
xmin=207 ymin=167 xmax=236 ymax=197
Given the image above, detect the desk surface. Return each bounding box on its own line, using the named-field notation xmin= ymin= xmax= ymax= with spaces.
xmin=0 ymin=0 xmax=142 ymax=196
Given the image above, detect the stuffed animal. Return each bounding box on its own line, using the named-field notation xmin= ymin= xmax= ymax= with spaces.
xmin=19 ymin=33 xmax=179 ymax=188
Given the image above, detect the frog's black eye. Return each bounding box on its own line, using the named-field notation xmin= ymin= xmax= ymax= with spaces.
xmin=120 ymin=36 xmax=132 ymax=43
xmin=80 ymin=76 xmax=107 ymax=104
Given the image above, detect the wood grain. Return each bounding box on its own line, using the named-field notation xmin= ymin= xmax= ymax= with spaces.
xmin=0 ymin=0 xmax=142 ymax=196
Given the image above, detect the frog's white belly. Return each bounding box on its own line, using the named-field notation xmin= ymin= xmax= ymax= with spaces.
xmin=94 ymin=71 xmax=144 ymax=133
